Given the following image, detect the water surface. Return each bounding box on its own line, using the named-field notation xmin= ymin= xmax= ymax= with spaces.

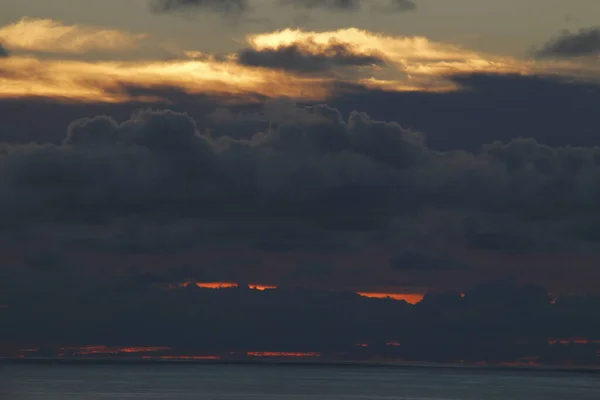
xmin=2 ymin=364 xmax=599 ymax=399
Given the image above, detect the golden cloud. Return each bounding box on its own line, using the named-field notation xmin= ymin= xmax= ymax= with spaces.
xmin=0 ymin=17 xmax=147 ymax=54
xmin=0 ymin=23 xmax=598 ymax=104
xmin=0 ymin=55 xmax=330 ymax=103
xmin=246 ymin=28 xmax=528 ymax=77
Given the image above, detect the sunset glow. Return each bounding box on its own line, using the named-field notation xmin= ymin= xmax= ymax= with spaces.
xmin=175 ymin=281 xmax=424 ymax=303
xmin=357 ymin=292 xmax=425 ymax=304
xmin=1 ymin=19 xmax=588 ymax=105
xmin=59 ymin=346 xmax=172 ymax=356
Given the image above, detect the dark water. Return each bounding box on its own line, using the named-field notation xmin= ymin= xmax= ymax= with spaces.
xmin=2 ymin=364 xmax=600 ymax=399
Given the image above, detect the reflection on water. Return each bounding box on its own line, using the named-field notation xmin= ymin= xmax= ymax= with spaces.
xmin=2 ymin=364 xmax=600 ymax=399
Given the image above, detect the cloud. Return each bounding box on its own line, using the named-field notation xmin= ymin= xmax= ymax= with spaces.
xmin=0 ymin=43 xmax=9 ymax=58
xmin=279 ymin=0 xmax=362 ymax=11
xmin=4 ymin=277 xmax=600 ymax=366
xmin=0 ymin=18 xmax=147 ymax=54
xmin=535 ymin=27 xmax=600 ymax=58
xmin=2 ymin=25 xmax=596 ymax=105
xmin=372 ymin=0 xmax=417 ymax=12
xmin=279 ymin=0 xmax=417 ymax=13
xmin=150 ymin=0 xmax=250 ymax=14
xmin=236 ymin=41 xmax=386 ymax=73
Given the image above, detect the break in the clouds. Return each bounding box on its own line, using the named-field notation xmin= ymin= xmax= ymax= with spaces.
xmin=535 ymin=27 xmax=600 ymax=58
xmin=0 ymin=17 xmax=147 ymax=54
xmin=236 ymin=41 xmax=386 ymax=73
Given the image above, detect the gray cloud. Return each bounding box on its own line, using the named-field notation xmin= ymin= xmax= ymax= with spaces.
xmin=372 ymin=0 xmax=416 ymax=12
xmin=150 ymin=0 xmax=416 ymax=14
xmin=0 ymin=43 xmax=9 ymax=58
xmin=5 ymin=100 xmax=600 ymax=260
xmin=280 ymin=0 xmax=416 ymax=12
xmin=535 ymin=27 xmax=600 ymax=58
xmin=150 ymin=0 xmax=249 ymax=14
xmin=236 ymin=42 xmax=386 ymax=73
xmin=279 ymin=0 xmax=361 ymax=11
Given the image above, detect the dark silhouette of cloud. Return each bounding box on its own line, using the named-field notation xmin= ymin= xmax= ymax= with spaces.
xmin=0 ymin=43 xmax=9 ymax=58
xmin=237 ymin=42 xmax=386 ymax=73
xmin=279 ymin=0 xmax=416 ymax=12
xmin=372 ymin=0 xmax=417 ymax=12
xmin=150 ymin=0 xmax=249 ymax=14
xmin=535 ymin=27 xmax=600 ymax=58
xmin=3 ymin=278 xmax=600 ymax=366
xmin=279 ymin=0 xmax=362 ymax=11
xmin=150 ymin=0 xmax=417 ymax=15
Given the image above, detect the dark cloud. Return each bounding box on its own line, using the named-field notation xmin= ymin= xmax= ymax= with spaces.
xmin=0 ymin=43 xmax=9 ymax=58
xmin=330 ymin=73 xmax=600 ymax=152
xmin=4 ymin=99 xmax=600 ymax=257
xmin=535 ymin=27 xmax=600 ymax=58
xmin=149 ymin=0 xmax=249 ymax=14
xmin=372 ymin=0 xmax=417 ymax=12
xmin=279 ymin=0 xmax=416 ymax=12
xmin=236 ymin=42 xmax=386 ymax=74
xmin=279 ymin=0 xmax=362 ymax=11
xmin=3 ymin=278 xmax=600 ymax=366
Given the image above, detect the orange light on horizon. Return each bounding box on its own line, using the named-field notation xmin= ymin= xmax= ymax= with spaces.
xmin=59 ymin=346 xmax=172 ymax=356
xmin=357 ymin=292 xmax=424 ymax=304
xmin=195 ymin=282 xmax=239 ymax=289
xmin=175 ymin=281 xmax=425 ymax=304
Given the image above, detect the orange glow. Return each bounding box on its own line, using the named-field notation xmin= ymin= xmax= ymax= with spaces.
xmin=248 ymin=284 xmax=277 ymax=291
xmin=246 ymin=351 xmax=320 ymax=357
xmin=172 ymin=281 xmax=425 ymax=304
xmin=195 ymin=282 xmax=239 ymax=289
xmin=354 ymin=343 xmax=369 ymax=347
xmin=357 ymin=292 xmax=424 ymax=304
xmin=0 ymin=18 xmax=146 ymax=54
xmin=4 ymin=20 xmax=590 ymax=105
xmin=60 ymin=346 xmax=171 ymax=356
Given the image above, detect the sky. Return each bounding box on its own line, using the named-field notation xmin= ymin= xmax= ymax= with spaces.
xmin=1 ymin=0 xmax=600 ymax=364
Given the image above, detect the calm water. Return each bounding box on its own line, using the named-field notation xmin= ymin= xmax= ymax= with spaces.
xmin=2 ymin=364 xmax=600 ymax=399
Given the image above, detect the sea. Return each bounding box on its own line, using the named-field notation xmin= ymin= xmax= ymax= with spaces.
xmin=1 ymin=363 xmax=600 ymax=399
